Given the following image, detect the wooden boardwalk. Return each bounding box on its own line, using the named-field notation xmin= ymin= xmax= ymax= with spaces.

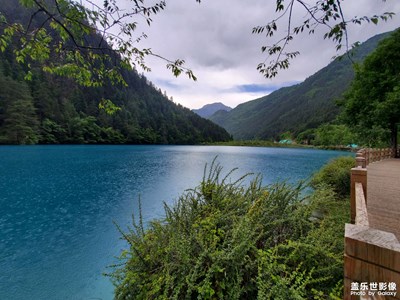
xmin=344 ymin=150 xmax=400 ymax=300
xmin=367 ymin=159 xmax=400 ymax=239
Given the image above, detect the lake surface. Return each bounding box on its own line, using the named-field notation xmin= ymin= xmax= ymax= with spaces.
xmin=0 ymin=145 xmax=353 ymax=299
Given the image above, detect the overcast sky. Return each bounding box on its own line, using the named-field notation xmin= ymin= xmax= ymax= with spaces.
xmin=123 ymin=0 xmax=400 ymax=109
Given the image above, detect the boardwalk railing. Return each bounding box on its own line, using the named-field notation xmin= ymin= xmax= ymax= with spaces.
xmin=345 ymin=148 xmax=400 ymax=300
xmin=361 ymin=148 xmax=400 ymax=166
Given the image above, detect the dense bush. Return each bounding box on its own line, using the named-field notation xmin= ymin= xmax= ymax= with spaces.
xmin=111 ymin=159 xmax=350 ymax=299
xmin=311 ymin=156 xmax=355 ymax=198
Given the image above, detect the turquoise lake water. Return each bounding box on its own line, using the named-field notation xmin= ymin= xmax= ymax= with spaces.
xmin=0 ymin=145 xmax=353 ymax=299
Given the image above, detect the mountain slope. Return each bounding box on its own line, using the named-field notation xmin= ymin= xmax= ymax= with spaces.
xmin=0 ymin=1 xmax=231 ymax=145
xmin=209 ymin=32 xmax=392 ymax=140
xmin=192 ymin=102 xmax=232 ymax=118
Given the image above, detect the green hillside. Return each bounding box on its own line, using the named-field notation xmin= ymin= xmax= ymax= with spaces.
xmin=0 ymin=1 xmax=231 ymax=145
xmin=210 ymin=32 xmax=392 ymax=140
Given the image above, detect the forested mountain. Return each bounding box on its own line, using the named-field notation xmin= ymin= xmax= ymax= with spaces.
xmin=209 ymin=32 xmax=392 ymax=140
xmin=192 ymin=102 xmax=232 ymax=118
xmin=0 ymin=1 xmax=231 ymax=145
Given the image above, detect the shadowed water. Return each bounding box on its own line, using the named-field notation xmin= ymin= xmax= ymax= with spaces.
xmin=0 ymin=145 xmax=352 ymax=299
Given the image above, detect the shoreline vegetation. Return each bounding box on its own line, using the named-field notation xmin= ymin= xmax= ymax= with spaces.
xmin=111 ymin=156 xmax=355 ymax=299
xmin=207 ymin=140 xmax=308 ymax=148
xmin=207 ymin=140 xmax=357 ymax=152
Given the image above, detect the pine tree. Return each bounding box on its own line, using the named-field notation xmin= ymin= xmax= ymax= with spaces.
xmin=0 ymin=76 xmax=39 ymax=144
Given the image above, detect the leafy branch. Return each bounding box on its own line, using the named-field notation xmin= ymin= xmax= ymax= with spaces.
xmin=0 ymin=0 xmax=197 ymax=87
xmin=253 ymin=0 xmax=395 ymax=78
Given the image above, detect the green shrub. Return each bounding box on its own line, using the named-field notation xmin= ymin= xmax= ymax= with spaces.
xmin=311 ymin=156 xmax=355 ymax=198
xmin=111 ymin=159 xmax=348 ymax=299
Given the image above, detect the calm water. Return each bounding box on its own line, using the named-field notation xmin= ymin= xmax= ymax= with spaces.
xmin=0 ymin=145 xmax=353 ymax=299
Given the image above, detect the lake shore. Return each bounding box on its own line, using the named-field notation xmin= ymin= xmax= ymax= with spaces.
xmin=206 ymin=140 xmax=358 ymax=152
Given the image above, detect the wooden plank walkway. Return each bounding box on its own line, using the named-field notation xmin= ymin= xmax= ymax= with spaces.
xmin=367 ymin=159 xmax=400 ymax=239
xmin=345 ymin=154 xmax=400 ymax=299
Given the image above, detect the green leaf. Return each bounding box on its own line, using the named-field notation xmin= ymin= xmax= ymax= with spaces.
xmin=371 ymin=17 xmax=378 ymax=25
xmin=98 ymin=98 xmax=121 ymax=115
xmin=24 ymin=71 xmax=33 ymax=81
xmin=19 ymin=0 xmax=35 ymax=8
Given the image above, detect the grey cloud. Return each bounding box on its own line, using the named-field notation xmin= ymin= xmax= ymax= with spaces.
xmin=133 ymin=0 xmax=400 ymax=108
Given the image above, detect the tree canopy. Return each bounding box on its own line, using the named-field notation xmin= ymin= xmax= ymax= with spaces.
xmin=341 ymin=28 xmax=400 ymax=150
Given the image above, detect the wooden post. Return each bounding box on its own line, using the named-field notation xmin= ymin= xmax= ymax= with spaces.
xmin=371 ymin=149 xmax=375 ymax=163
xmin=355 ymin=151 xmax=366 ymax=168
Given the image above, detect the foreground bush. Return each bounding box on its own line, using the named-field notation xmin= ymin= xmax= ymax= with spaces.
xmin=311 ymin=156 xmax=355 ymax=198
xmin=111 ymin=160 xmax=349 ymax=299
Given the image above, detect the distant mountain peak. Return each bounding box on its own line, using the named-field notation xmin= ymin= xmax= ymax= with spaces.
xmin=192 ymin=102 xmax=232 ymax=118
